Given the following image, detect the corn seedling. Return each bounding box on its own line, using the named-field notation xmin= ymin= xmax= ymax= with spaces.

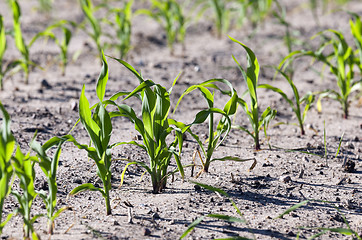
xmin=137 ymin=0 xmax=187 ymax=54
xmin=65 ymin=52 xmax=113 ymax=215
xmin=105 ymin=57 xmax=186 ymax=193
xmin=259 ymin=69 xmax=314 ymax=135
xmin=11 ymin=146 xmax=41 ymax=240
xmin=195 ymin=0 xmax=231 ymax=38
xmin=30 ymin=137 xmax=68 ymax=234
xmin=349 ymin=12 xmax=362 ymax=74
xmin=280 ymin=29 xmax=362 ymax=119
xmin=104 ymin=1 xmax=133 ymax=59
xmin=230 ymin=36 xmax=276 ymax=150
xmin=0 ymin=102 xmax=15 ymax=234
xmin=30 ymin=20 xmax=72 ymax=76
xmin=37 ymin=0 xmax=53 ymax=12
xmin=174 ymin=78 xmax=256 ymax=174
xmin=181 ymin=181 xmax=254 ymax=239
xmin=80 ymin=0 xmax=103 ymax=58
xmin=248 ymin=0 xmax=273 ymax=28
xmin=275 ymin=199 xmax=361 ymax=240
xmin=0 ymin=15 xmax=22 ymax=90
xmin=11 ymin=0 xmax=32 ymax=84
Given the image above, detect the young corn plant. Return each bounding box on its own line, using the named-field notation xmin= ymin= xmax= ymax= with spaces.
xmin=37 ymin=0 xmax=53 ymax=12
xmin=195 ymin=0 xmax=231 ymax=38
xmin=66 ymin=52 xmax=114 ymax=215
xmin=248 ymin=0 xmax=273 ymax=28
xmin=0 ymin=15 xmax=22 ymax=90
xmin=11 ymin=146 xmax=41 ymax=240
xmin=258 ymin=69 xmax=315 ymax=135
xmin=350 ymin=12 xmax=362 ymax=74
xmin=11 ymin=0 xmax=35 ymax=85
xmin=230 ymin=36 xmax=276 ymax=150
xmin=280 ymin=29 xmax=362 ymax=119
xmin=173 ymin=78 xmax=256 ymax=174
xmin=181 ymin=181 xmax=254 ymax=239
xmin=104 ymin=1 xmax=133 ymax=59
xmin=30 ymin=137 xmax=68 ymax=235
xmin=0 ymin=102 xmax=15 ymax=234
xmin=137 ymin=0 xmax=187 ymax=54
xmin=30 ymin=20 xmax=72 ymax=75
xmin=80 ymin=0 xmax=103 ymax=58
xmin=106 ymin=57 xmax=185 ymax=194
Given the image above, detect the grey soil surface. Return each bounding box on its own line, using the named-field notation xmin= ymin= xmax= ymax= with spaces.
xmin=0 ymin=0 xmax=361 ymax=239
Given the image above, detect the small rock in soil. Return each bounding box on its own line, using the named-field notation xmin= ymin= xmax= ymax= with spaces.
xmin=279 ymin=175 xmax=292 ymax=183
xmin=343 ymin=159 xmax=356 ymax=173
xmin=194 ymin=184 xmax=201 ymax=191
xmin=73 ymin=178 xmax=82 ymax=184
xmin=345 ymin=142 xmax=355 ymax=149
xmin=152 ymin=212 xmax=160 ymax=220
xmin=144 ymin=228 xmax=151 ymax=236
xmin=41 ymin=79 xmax=52 ymax=89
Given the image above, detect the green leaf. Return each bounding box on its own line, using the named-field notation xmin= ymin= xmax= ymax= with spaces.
xmin=79 ymin=85 xmax=102 ymax=154
xmin=190 ymin=181 xmax=229 ymax=197
xmin=96 ymin=51 xmax=109 ymax=102
xmin=69 ymin=183 xmax=104 ymax=196
xmin=108 ymin=56 xmax=144 ymax=83
xmin=275 ymin=200 xmax=310 ymax=219
xmin=0 ymin=15 xmax=6 ymax=61
xmin=51 ymin=206 xmax=69 ymax=221
xmin=180 ymin=216 xmax=206 ymax=239
xmin=208 ymin=214 xmax=246 ymax=223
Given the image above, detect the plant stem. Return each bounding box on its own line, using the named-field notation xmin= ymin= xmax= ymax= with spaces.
xmin=255 ymin=131 xmax=260 ymax=150
xmin=105 ymin=185 xmax=111 ymax=215
xmin=204 ymin=111 xmax=214 ymax=172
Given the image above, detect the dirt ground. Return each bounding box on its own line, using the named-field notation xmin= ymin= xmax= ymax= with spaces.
xmin=0 ymin=0 xmax=361 ymax=239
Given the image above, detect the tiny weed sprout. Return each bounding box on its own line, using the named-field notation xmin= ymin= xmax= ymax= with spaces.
xmin=11 ymin=146 xmax=41 ymax=240
xmin=0 ymin=102 xmax=15 ymax=234
xmin=107 ymin=56 xmax=185 ymax=194
xmin=11 ymin=0 xmax=33 ymax=85
xmin=230 ymin=36 xmax=276 ymax=150
xmin=67 ymin=52 xmax=114 ymax=215
xmin=80 ymin=0 xmax=103 ymax=58
xmin=31 ymin=137 xmax=68 ymax=235
xmin=137 ymin=0 xmax=187 ymax=55
xmin=259 ymin=69 xmax=315 ymax=135
xmin=174 ymin=78 xmax=256 ymax=174
xmin=104 ymin=1 xmax=133 ymax=59
xmin=30 ymin=20 xmax=72 ymax=76
xmin=180 ymin=181 xmax=253 ymax=240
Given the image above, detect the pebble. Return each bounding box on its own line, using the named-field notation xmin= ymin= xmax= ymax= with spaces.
xmin=279 ymin=175 xmax=292 ymax=183
xmin=152 ymin=212 xmax=160 ymax=220
xmin=41 ymin=79 xmax=52 ymax=89
xmin=346 ymin=142 xmax=355 ymax=149
xmin=71 ymin=101 xmax=78 ymax=111
xmin=144 ymin=228 xmax=151 ymax=236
